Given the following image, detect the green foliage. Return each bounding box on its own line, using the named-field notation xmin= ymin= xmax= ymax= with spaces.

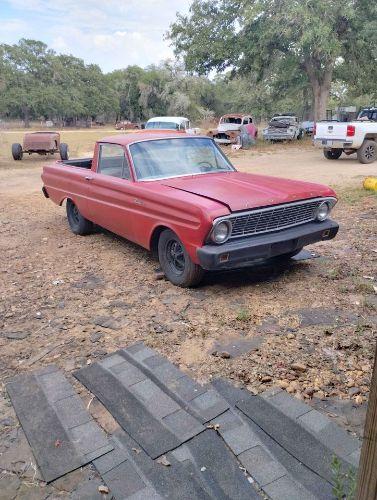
xmin=169 ymin=0 xmax=377 ymax=119
xmin=331 ymin=455 xmax=357 ymax=499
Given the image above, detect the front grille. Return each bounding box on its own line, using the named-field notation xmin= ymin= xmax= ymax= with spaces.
xmin=228 ymin=199 xmax=326 ymax=239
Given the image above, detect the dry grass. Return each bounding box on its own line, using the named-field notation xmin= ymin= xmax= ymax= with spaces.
xmin=0 ymin=128 xmax=134 ymax=170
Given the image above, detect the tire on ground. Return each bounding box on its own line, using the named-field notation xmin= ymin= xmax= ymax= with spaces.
xmin=323 ymin=149 xmax=343 ymax=160
xmin=12 ymin=143 xmax=23 ymax=160
xmin=357 ymin=139 xmax=377 ymax=164
xmin=158 ymin=229 xmax=204 ymax=287
xmin=66 ymin=199 xmax=93 ymax=235
xmin=59 ymin=143 xmax=69 ymax=160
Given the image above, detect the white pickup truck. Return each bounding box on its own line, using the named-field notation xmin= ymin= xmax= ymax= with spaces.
xmin=314 ymin=107 xmax=377 ymax=163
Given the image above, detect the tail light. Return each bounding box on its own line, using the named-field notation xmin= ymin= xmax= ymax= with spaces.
xmin=346 ymin=125 xmax=355 ymax=137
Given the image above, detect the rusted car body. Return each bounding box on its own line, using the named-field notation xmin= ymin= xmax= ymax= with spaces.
xmin=41 ymin=131 xmax=339 ymax=287
xmin=115 ymin=120 xmax=140 ymax=130
xmin=207 ymin=114 xmax=258 ymax=146
xmin=12 ymin=132 xmax=69 ymax=161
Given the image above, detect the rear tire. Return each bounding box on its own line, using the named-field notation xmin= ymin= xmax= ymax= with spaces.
xmin=323 ymin=149 xmax=342 ymax=160
xmin=357 ymin=140 xmax=376 ymax=164
xmin=158 ymin=229 xmax=204 ymax=287
xmin=12 ymin=143 xmax=23 ymax=160
xmin=59 ymin=143 xmax=69 ymax=160
xmin=66 ymin=199 xmax=93 ymax=235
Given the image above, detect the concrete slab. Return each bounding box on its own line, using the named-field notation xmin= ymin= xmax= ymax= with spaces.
xmin=74 ymin=355 xmax=204 ymax=458
xmin=236 ymin=393 xmax=354 ymax=485
xmin=120 ymin=344 xmax=229 ymax=423
xmin=6 ymin=366 xmax=113 ymax=483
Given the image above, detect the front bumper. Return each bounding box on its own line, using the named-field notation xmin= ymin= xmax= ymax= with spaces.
xmin=197 ymin=220 xmax=339 ymax=271
xmin=214 ymin=137 xmax=235 ymax=145
xmin=263 ymin=134 xmax=295 ymax=141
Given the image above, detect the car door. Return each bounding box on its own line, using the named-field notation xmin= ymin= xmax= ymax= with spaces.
xmin=86 ymin=142 xmax=136 ymax=241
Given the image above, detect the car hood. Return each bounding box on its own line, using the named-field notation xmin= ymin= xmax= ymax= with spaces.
xmin=161 ymin=172 xmax=334 ymax=212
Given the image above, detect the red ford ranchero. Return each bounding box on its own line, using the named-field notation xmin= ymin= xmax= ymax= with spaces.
xmin=41 ymin=131 xmax=339 ymax=287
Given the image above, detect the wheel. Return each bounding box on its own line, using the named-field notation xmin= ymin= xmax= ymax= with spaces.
xmin=59 ymin=143 xmax=69 ymax=160
xmin=66 ymin=199 xmax=93 ymax=235
xmin=12 ymin=143 xmax=23 ymax=160
xmin=357 ymin=140 xmax=376 ymax=164
xmin=158 ymin=229 xmax=204 ymax=287
xmin=323 ymin=149 xmax=342 ymax=160
xmin=297 ymin=129 xmax=304 ymax=140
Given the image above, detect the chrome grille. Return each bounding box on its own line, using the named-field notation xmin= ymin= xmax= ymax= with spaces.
xmin=228 ymin=199 xmax=326 ymax=239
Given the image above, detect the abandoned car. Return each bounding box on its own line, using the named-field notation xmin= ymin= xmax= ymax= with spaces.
xmin=115 ymin=120 xmax=140 ymax=130
xmin=12 ymin=132 xmax=69 ymax=161
xmin=41 ymin=132 xmax=339 ymax=287
xmin=145 ymin=116 xmax=200 ymax=134
xmin=263 ymin=115 xmax=303 ymax=142
xmin=207 ymin=114 xmax=258 ymax=147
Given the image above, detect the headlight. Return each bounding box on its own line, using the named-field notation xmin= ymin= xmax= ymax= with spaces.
xmin=315 ymin=201 xmax=330 ymax=221
xmin=211 ymin=220 xmax=232 ymax=244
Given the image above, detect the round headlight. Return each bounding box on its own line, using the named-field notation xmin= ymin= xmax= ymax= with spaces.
xmin=211 ymin=220 xmax=231 ymax=244
xmin=316 ymin=202 xmax=330 ymax=221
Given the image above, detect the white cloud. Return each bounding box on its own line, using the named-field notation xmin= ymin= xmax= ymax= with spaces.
xmin=3 ymin=0 xmax=192 ymax=71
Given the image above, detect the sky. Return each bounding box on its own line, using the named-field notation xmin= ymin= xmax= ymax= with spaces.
xmin=0 ymin=0 xmax=192 ymax=72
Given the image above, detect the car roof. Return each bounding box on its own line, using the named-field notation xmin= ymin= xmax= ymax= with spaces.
xmin=146 ymin=116 xmax=189 ymax=123
xmin=99 ymin=131 xmax=204 ymax=146
xmin=221 ymin=113 xmax=250 ymax=118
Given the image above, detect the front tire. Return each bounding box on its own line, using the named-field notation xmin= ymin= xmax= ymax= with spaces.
xmin=66 ymin=199 xmax=93 ymax=235
xmin=59 ymin=143 xmax=69 ymax=160
xmin=357 ymin=140 xmax=376 ymax=164
xmin=12 ymin=143 xmax=23 ymax=160
xmin=158 ymin=229 xmax=204 ymax=287
xmin=323 ymin=148 xmax=342 ymax=160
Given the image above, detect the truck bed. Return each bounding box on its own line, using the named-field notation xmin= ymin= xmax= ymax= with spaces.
xmin=60 ymin=158 xmax=92 ymax=169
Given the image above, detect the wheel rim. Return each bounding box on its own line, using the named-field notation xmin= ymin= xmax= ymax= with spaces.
xmin=364 ymin=145 xmax=375 ymax=160
xmin=71 ymin=204 xmax=80 ymax=224
xmin=166 ymin=239 xmax=185 ymax=275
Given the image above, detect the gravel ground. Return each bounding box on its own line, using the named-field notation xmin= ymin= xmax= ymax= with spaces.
xmin=0 ymin=139 xmax=376 ymax=497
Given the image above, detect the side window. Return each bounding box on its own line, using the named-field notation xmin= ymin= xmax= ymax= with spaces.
xmin=97 ymin=144 xmax=131 ymax=179
xmin=243 ymin=117 xmax=250 ymax=124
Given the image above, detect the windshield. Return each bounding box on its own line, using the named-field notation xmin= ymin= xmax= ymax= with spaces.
xmin=357 ymin=109 xmax=377 ymax=121
xmin=130 ymin=137 xmax=235 ymax=181
xmin=145 ymin=121 xmax=180 ymax=130
xmin=221 ymin=117 xmax=242 ymax=124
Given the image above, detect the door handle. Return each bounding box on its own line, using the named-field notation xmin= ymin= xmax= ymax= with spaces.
xmin=85 ymin=176 xmax=93 ymax=181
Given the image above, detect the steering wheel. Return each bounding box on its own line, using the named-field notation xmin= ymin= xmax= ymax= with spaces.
xmin=197 ymin=161 xmax=213 ymax=172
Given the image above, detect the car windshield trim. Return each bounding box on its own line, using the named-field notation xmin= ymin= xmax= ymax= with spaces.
xmin=128 ymin=137 xmax=236 ymax=181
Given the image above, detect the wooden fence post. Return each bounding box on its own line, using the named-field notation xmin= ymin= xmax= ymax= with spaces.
xmin=356 ymin=340 xmax=377 ymax=499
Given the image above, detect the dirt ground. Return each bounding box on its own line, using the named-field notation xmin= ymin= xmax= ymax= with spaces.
xmin=0 ymin=130 xmax=376 ymax=497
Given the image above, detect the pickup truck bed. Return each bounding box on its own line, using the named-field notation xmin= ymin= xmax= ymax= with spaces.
xmin=314 ymin=121 xmax=377 ymax=163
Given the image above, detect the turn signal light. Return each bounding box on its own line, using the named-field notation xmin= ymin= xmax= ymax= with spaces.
xmin=346 ymin=125 xmax=355 ymax=137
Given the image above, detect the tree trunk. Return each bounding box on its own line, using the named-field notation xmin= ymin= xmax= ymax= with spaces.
xmin=23 ymin=107 xmax=30 ymax=128
xmin=304 ymin=60 xmax=333 ymax=122
xmin=312 ymin=82 xmax=331 ymax=122
xmin=356 ymin=341 xmax=377 ymax=499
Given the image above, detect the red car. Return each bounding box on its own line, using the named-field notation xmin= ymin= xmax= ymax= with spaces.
xmin=41 ymin=132 xmax=339 ymax=287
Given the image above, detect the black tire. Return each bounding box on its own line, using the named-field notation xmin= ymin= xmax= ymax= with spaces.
xmin=357 ymin=140 xmax=377 ymax=164
xmin=12 ymin=143 xmax=23 ymax=160
xmin=158 ymin=229 xmax=204 ymax=287
xmin=323 ymin=148 xmax=342 ymax=160
xmin=66 ymin=199 xmax=93 ymax=235
xmin=59 ymin=143 xmax=69 ymax=160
